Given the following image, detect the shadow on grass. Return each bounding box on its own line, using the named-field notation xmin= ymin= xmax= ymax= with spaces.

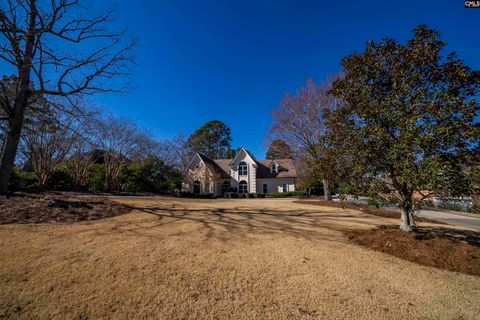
xmin=86 ymin=201 xmax=398 ymax=244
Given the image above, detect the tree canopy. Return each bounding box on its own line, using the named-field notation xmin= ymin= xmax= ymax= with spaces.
xmin=329 ymin=25 xmax=480 ymax=231
xmin=266 ymin=139 xmax=295 ymax=159
xmin=187 ymin=120 xmax=232 ymax=159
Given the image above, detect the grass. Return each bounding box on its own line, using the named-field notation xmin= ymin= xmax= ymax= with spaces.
xmin=1 ymin=197 xmax=479 ymax=319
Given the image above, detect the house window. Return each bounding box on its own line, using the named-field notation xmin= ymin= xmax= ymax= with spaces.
xmin=270 ymin=163 xmax=277 ymax=173
xmin=238 ymin=161 xmax=248 ymax=176
xmin=263 ymin=184 xmax=268 ymax=194
xmin=239 ymin=180 xmax=248 ymax=194
xmin=282 ymin=183 xmax=288 ymax=192
xmin=193 ymin=180 xmax=201 ymax=194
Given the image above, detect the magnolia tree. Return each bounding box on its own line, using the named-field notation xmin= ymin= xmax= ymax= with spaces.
xmin=329 ymin=25 xmax=480 ymax=231
xmin=0 ymin=0 xmax=134 ymax=193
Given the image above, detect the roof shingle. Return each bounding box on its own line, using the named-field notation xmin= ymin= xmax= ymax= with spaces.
xmin=199 ymin=155 xmax=298 ymax=179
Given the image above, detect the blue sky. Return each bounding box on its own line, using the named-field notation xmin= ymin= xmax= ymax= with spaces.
xmin=11 ymin=0 xmax=480 ymax=158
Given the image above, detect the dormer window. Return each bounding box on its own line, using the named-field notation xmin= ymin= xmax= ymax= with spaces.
xmin=270 ymin=162 xmax=277 ymax=174
xmin=238 ymin=161 xmax=248 ymax=176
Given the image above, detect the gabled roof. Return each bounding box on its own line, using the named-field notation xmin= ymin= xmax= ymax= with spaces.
xmin=185 ymin=152 xmax=298 ymax=179
xmin=199 ymin=154 xmax=232 ymax=179
xmin=229 ymin=147 xmax=256 ymax=166
xmin=255 ymin=159 xmax=298 ymax=178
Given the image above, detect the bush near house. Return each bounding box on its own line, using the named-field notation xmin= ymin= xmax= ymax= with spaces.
xmin=267 ymin=191 xmax=307 ymax=198
xmin=224 ymin=191 xmax=306 ymax=199
xmin=179 ymin=192 xmax=214 ymax=199
xmin=224 ymin=192 xmax=239 ymax=199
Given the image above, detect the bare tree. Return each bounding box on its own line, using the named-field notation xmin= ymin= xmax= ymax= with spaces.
xmin=20 ymin=103 xmax=77 ymax=187
xmin=0 ymin=0 xmax=134 ymax=193
xmin=95 ymin=115 xmax=145 ymax=191
xmin=157 ymin=133 xmax=191 ymax=172
xmin=66 ymin=137 xmax=94 ymax=189
xmin=64 ymin=109 xmax=99 ymax=189
xmin=270 ymin=75 xmax=342 ymax=200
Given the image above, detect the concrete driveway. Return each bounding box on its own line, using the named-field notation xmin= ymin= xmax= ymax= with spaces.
xmin=416 ymin=209 xmax=480 ymax=231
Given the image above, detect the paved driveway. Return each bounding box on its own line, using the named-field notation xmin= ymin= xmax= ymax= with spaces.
xmin=417 ymin=209 xmax=480 ymax=231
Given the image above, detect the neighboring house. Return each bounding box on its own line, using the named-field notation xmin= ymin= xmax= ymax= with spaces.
xmin=183 ymin=147 xmax=298 ymax=196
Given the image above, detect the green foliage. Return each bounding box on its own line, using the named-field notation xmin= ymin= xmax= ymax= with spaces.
xmin=47 ymin=166 xmax=73 ymax=190
xmin=8 ymin=167 xmax=38 ymax=190
xmin=186 ymin=120 xmax=232 ymax=159
xmin=267 ymin=191 xmax=307 ymax=198
xmin=329 ymin=25 xmax=480 ymax=225
xmin=87 ymin=163 xmax=106 ymax=191
xmin=266 ymin=139 xmax=294 ymax=159
xmin=336 ymin=182 xmax=351 ymax=201
xmin=224 ymin=191 xmax=239 ymax=199
xmin=118 ymin=156 xmax=182 ymax=194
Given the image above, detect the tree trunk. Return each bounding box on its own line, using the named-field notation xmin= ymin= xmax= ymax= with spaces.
xmin=322 ymin=178 xmax=333 ymax=201
xmin=472 ymin=194 xmax=480 ymax=214
xmin=399 ymin=199 xmax=416 ymax=232
xmin=399 ymin=208 xmax=414 ymax=232
xmin=0 ymin=4 xmax=36 ymax=194
xmin=0 ymin=107 xmax=26 ymax=194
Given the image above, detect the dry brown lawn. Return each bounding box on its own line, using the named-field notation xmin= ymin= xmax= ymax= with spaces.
xmin=1 ymin=197 xmax=479 ymax=319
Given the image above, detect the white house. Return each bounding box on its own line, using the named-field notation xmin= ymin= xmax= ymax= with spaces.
xmin=183 ymin=148 xmax=298 ymax=197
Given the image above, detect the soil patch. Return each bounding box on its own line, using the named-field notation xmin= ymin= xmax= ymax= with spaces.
xmin=296 ymin=200 xmax=443 ymax=224
xmin=0 ymin=192 xmax=132 ymax=224
xmin=346 ymin=225 xmax=480 ymax=277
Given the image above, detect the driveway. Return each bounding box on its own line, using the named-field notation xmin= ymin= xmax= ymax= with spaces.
xmin=417 ymin=209 xmax=480 ymax=231
xmin=0 ymin=197 xmax=479 ymax=319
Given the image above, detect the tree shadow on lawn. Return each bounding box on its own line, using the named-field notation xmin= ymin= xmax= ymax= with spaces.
xmin=95 ymin=203 xmax=393 ymax=243
xmin=116 ymin=202 xmax=480 ymax=246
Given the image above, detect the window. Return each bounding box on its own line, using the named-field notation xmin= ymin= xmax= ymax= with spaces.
xmin=239 ymin=180 xmax=248 ymax=194
xmin=193 ymin=181 xmax=201 ymax=194
xmin=270 ymin=163 xmax=277 ymax=173
xmin=263 ymin=184 xmax=268 ymax=194
xmin=238 ymin=161 xmax=248 ymax=176
xmin=282 ymin=183 xmax=288 ymax=193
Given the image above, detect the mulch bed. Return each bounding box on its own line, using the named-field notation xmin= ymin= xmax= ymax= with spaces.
xmin=0 ymin=192 xmax=132 ymax=224
xmin=346 ymin=225 xmax=480 ymax=277
xmin=295 ymin=200 xmax=443 ymax=224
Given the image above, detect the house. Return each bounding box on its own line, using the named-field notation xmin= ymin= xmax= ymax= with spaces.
xmin=183 ymin=147 xmax=298 ymax=196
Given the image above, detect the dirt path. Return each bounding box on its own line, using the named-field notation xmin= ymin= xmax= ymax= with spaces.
xmin=1 ymin=197 xmax=479 ymax=319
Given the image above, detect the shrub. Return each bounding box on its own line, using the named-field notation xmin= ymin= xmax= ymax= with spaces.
xmin=118 ymin=157 xmax=182 ymax=194
xmin=9 ymin=167 xmax=38 ymax=190
xmin=180 ymin=192 xmax=214 ymax=199
xmin=224 ymin=192 xmax=239 ymax=199
xmin=267 ymin=191 xmax=307 ymax=198
xmin=87 ymin=163 xmax=106 ymax=191
xmin=251 ymin=193 xmax=265 ymax=198
xmin=48 ymin=166 xmax=73 ymax=190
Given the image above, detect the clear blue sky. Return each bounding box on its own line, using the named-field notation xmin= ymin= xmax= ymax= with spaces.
xmin=80 ymin=1 xmax=480 ymax=157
